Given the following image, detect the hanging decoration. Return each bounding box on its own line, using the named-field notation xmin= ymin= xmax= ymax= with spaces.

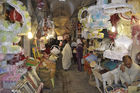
xmin=78 ymin=7 xmax=88 ymax=24
xmin=37 ymin=16 xmax=55 ymax=43
xmin=77 ymin=22 xmax=82 ymax=34
xmin=119 ymin=12 xmax=139 ymax=25
xmin=81 ymin=28 xmax=89 ymax=39
xmin=118 ymin=12 xmax=132 ymax=22
xmin=127 ymin=0 xmax=140 ymax=16
xmin=103 ymin=36 xmax=133 ymax=61
xmin=118 ymin=0 xmax=140 ymax=24
xmin=87 ymin=6 xmax=111 ymax=29
xmin=6 ymin=0 xmax=31 ymax=34
xmin=115 ymin=36 xmax=133 ymax=50
xmin=0 ymin=0 xmax=31 ymax=34
xmin=108 ymin=30 xmax=117 ymax=40
xmin=37 ymin=0 xmax=45 ymax=10
xmin=43 ymin=18 xmax=48 ymax=36
xmin=87 ymin=29 xmax=104 ymax=39
xmin=0 ymin=3 xmax=3 ymax=14
xmin=127 ymin=0 xmax=140 ymax=45
xmin=78 ymin=5 xmax=111 ymax=30
xmin=106 ymin=14 xmax=119 ymax=40
xmin=110 ymin=14 xmax=120 ymax=26
xmin=95 ymin=38 xmax=112 ymax=51
xmin=0 ymin=0 xmax=31 ymax=54
xmin=81 ymin=28 xmax=104 ymax=39
xmin=117 ymin=19 xmax=132 ymax=37
xmin=0 ymin=54 xmax=5 ymax=62
xmin=9 ymin=9 xmax=22 ymax=22
xmin=102 ymin=0 xmax=133 ymax=14
xmin=131 ymin=23 xmax=140 ymax=45
xmin=78 ymin=1 xmax=111 ymax=39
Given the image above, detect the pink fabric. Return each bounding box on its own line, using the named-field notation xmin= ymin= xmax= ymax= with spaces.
xmin=132 ymin=24 xmax=140 ymax=44
xmin=0 ymin=54 xmax=5 ymax=62
xmin=132 ymin=25 xmax=140 ymax=32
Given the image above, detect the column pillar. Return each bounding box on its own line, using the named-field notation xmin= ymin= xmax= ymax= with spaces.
xmin=24 ymin=36 xmax=31 ymax=57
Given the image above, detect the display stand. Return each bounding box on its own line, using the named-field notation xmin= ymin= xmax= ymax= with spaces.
xmin=92 ymin=68 xmax=119 ymax=93
xmin=11 ymin=66 xmax=43 ymax=93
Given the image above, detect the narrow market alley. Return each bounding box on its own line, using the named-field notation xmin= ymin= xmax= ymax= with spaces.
xmin=43 ymin=65 xmax=100 ymax=93
xmin=0 ymin=0 xmax=140 ymax=93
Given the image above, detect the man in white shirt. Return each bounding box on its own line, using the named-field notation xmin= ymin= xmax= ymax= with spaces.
xmin=119 ymin=55 xmax=140 ymax=87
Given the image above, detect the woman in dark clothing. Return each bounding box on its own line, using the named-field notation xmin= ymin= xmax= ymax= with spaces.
xmin=76 ymin=39 xmax=83 ymax=71
xmin=72 ymin=47 xmax=77 ymax=64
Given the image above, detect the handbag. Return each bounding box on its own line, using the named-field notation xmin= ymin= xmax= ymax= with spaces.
xmin=50 ymin=45 xmax=60 ymax=55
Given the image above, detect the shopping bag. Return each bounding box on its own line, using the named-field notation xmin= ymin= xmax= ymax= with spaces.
xmin=81 ymin=58 xmax=84 ymax=64
xmin=50 ymin=45 xmax=60 ymax=55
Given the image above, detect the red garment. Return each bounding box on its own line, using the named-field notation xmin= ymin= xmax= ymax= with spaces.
xmin=45 ymin=47 xmax=50 ymax=54
xmin=83 ymin=53 xmax=90 ymax=59
xmin=9 ymin=9 xmax=22 ymax=22
xmin=108 ymin=31 xmax=118 ymax=40
xmin=84 ymin=61 xmax=92 ymax=75
xmin=110 ymin=14 xmax=120 ymax=26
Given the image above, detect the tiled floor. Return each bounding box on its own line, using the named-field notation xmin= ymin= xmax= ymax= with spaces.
xmin=43 ymin=64 xmax=100 ymax=93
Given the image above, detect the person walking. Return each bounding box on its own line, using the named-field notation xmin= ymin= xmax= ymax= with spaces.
xmin=62 ymin=40 xmax=73 ymax=71
xmin=76 ymin=39 xmax=83 ymax=72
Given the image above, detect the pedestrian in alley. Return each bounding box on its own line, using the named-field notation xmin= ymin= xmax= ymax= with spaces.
xmin=71 ymin=39 xmax=77 ymax=64
xmin=76 ymin=38 xmax=83 ymax=72
xmin=62 ymin=39 xmax=73 ymax=71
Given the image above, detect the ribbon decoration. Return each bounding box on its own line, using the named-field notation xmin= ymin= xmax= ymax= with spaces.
xmin=131 ymin=15 xmax=139 ymax=24
xmin=119 ymin=13 xmax=139 ymax=24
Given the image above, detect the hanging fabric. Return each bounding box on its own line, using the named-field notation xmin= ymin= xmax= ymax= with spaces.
xmin=9 ymin=9 xmax=22 ymax=22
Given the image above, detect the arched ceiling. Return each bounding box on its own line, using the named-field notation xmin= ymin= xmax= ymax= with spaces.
xmin=30 ymin=0 xmax=95 ymax=35
xmin=49 ymin=0 xmax=75 ymax=17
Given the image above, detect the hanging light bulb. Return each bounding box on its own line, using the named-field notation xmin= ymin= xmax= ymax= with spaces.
xmin=46 ymin=36 xmax=49 ymax=39
xmin=28 ymin=32 xmax=33 ymax=39
xmin=112 ymin=26 xmax=116 ymax=32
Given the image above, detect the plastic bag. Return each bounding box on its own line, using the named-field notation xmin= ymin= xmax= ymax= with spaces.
xmin=115 ymin=36 xmax=133 ymax=49
xmin=50 ymin=45 xmax=60 ymax=55
xmin=49 ymin=54 xmax=58 ymax=62
xmin=103 ymin=49 xmax=128 ymax=61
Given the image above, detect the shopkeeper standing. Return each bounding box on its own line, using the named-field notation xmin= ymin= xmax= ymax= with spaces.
xmin=119 ymin=55 xmax=140 ymax=87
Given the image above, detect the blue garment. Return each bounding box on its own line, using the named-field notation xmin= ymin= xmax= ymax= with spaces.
xmin=85 ymin=54 xmax=97 ymax=63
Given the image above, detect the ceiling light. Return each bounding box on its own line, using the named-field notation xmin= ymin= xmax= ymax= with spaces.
xmin=112 ymin=26 xmax=116 ymax=32
xmin=28 ymin=32 xmax=33 ymax=39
